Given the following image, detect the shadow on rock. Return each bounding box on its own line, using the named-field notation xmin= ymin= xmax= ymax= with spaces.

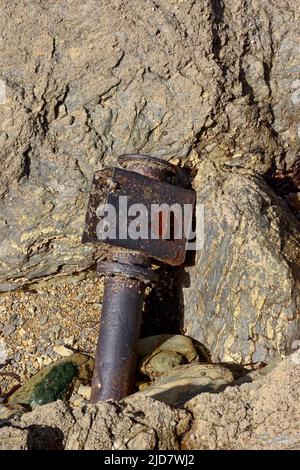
xmin=27 ymin=425 xmax=64 ymax=450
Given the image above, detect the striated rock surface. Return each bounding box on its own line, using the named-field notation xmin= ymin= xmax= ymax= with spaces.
xmin=182 ymin=162 xmax=300 ymax=364
xmin=1 ymin=0 xmax=300 ymax=290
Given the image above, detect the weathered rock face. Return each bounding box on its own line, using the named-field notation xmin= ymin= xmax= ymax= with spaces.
xmin=0 ymin=395 xmax=190 ymax=450
xmin=182 ymin=349 xmax=300 ymax=450
xmin=0 ymin=0 xmax=300 ymax=290
xmin=182 ymin=162 xmax=300 ymax=364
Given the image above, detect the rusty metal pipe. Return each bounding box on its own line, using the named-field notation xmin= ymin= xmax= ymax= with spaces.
xmin=90 ymin=254 xmax=157 ymax=402
xmin=90 ymin=274 xmax=145 ymax=402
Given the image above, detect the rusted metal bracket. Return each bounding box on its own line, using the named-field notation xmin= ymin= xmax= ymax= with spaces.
xmin=82 ymin=154 xmax=195 ymax=402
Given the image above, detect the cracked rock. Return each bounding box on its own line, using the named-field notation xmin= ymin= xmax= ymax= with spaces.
xmin=182 ymin=162 xmax=300 ymax=364
xmin=1 ymin=0 xmax=300 ymax=290
xmin=0 ymin=396 xmax=191 ymax=450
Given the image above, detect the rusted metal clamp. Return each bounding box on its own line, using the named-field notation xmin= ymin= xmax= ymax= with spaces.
xmin=82 ymin=154 xmax=195 ymax=402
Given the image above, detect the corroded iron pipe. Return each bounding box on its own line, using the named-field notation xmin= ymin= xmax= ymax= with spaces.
xmin=90 ymin=253 xmax=156 ymax=403
xmin=90 ymin=275 xmax=145 ymax=402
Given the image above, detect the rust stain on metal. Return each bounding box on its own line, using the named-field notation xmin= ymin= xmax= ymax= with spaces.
xmin=82 ymin=167 xmax=195 ymax=266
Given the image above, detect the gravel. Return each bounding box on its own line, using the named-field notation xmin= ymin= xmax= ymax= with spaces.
xmin=0 ymin=278 xmax=104 ymax=394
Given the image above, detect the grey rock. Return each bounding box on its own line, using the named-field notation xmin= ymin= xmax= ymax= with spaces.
xmin=182 ymin=162 xmax=300 ymax=365
xmin=138 ymin=334 xmax=199 ymax=380
xmin=9 ymin=313 xmax=18 ymax=322
xmin=0 ymin=0 xmax=300 ymax=290
xmin=14 ymin=352 xmax=22 ymax=362
xmin=39 ymin=315 xmax=48 ymax=326
xmin=136 ymin=363 xmax=235 ymax=407
xmin=48 ymin=325 xmax=61 ymax=340
xmin=9 ymin=314 xmax=24 ymax=327
xmin=45 ymin=348 xmax=56 ymax=358
xmin=0 ymin=340 xmax=7 ymax=365
xmin=2 ymin=324 xmax=16 ymax=337
xmin=41 ymin=334 xmax=51 ymax=344
xmin=27 ymin=365 xmax=38 ymax=375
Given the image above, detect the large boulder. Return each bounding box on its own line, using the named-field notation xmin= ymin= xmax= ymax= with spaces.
xmin=182 ymin=162 xmax=300 ymax=364
xmin=0 ymin=0 xmax=300 ymax=290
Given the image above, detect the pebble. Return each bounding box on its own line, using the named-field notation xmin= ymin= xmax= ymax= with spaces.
xmin=93 ymin=302 xmax=102 ymax=308
xmin=77 ymin=385 xmax=91 ymax=400
xmin=27 ymin=364 xmax=37 ymax=375
xmin=3 ymin=324 xmax=16 ymax=337
xmin=52 ymin=345 xmax=74 ymax=357
xmin=70 ymin=395 xmax=85 ymax=407
xmin=0 ymin=340 xmax=7 ymax=365
xmin=48 ymin=325 xmax=61 ymax=340
xmin=9 ymin=313 xmax=18 ymax=322
xmin=9 ymin=314 xmax=24 ymax=327
xmin=64 ymin=336 xmax=75 ymax=347
xmin=14 ymin=352 xmax=22 ymax=362
xmin=28 ymin=306 xmax=37 ymax=314
xmin=45 ymin=347 xmax=56 ymax=357
xmin=41 ymin=333 xmax=51 ymax=343
xmin=40 ymin=315 xmax=48 ymax=325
